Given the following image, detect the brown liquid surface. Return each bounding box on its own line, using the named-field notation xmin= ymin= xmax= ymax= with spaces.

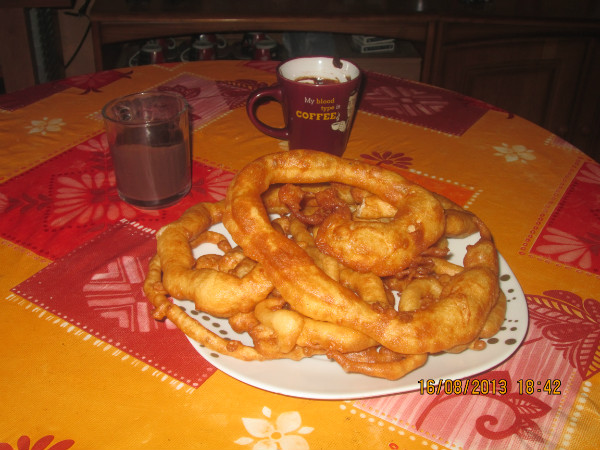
xmin=111 ymin=142 xmax=190 ymax=206
xmin=294 ymin=76 xmax=341 ymax=85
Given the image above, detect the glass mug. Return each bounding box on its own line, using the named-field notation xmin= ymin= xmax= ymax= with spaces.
xmin=102 ymin=92 xmax=192 ymax=209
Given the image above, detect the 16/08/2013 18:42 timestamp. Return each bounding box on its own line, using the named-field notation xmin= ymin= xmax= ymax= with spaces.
xmin=418 ymin=378 xmax=562 ymax=396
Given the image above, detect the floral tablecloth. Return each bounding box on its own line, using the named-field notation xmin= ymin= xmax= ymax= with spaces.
xmin=0 ymin=60 xmax=598 ymax=450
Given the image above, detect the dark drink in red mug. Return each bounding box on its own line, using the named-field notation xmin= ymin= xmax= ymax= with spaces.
xmin=246 ymin=56 xmax=362 ymax=156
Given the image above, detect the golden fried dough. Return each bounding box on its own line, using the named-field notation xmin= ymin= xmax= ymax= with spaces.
xmin=144 ymin=150 xmax=506 ymax=380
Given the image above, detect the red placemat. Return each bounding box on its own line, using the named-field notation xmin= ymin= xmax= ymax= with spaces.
xmin=531 ymin=161 xmax=600 ymax=275
xmin=11 ymin=219 xmax=216 ymax=388
xmin=360 ymin=72 xmax=505 ymax=136
xmin=357 ymin=288 xmax=594 ymax=449
xmin=0 ymin=133 xmax=234 ymax=260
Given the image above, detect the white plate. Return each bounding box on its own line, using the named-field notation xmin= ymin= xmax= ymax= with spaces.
xmin=173 ymin=224 xmax=528 ymax=399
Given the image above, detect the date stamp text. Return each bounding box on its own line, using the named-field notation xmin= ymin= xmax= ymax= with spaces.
xmin=418 ymin=378 xmax=561 ymax=396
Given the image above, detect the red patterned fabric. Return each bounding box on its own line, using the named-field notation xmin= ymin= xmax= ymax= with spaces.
xmin=154 ymin=73 xmax=266 ymax=127
xmin=531 ymin=161 xmax=600 ymax=275
xmin=0 ymin=82 xmax=67 ymax=111
xmin=57 ymin=70 xmax=134 ymax=94
xmin=360 ymin=72 xmax=497 ymax=135
xmin=528 ymin=290 xmax=600 ymax=380
xmin=358 ymin=289 xmax=591 ymax=449
xmin=12 ymin=220 xmax=216 ymax=387
xmin=0 ymin=133 xmax=234 ymax=259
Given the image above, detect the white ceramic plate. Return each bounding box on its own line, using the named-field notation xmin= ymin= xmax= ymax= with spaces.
xmin=173 ymin=224 xmax=528 ymax=399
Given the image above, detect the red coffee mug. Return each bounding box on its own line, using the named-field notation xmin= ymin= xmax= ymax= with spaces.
xmin=253 ymin=38 xmax=278 ymax=61
xmin=129 ymin=40 xmax=165 ymax=67
xmin=246 ymin=56 xmax=362 ymax=156
xmin=242 ymin=31 xmax=267 ymax=57
xmin=181 ymin=39 xmax=216 ymax=61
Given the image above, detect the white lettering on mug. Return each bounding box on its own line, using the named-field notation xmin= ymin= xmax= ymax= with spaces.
xmin=316 ymin=97 xmax=335 ymax=104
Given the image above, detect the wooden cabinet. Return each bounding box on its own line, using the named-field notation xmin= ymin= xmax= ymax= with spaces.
xmin=430 ymin=21 xmax=600 ymax=160
xmin=568 ymin=39 xmax=600 ymax=159
xmin=434 ymin=37 xmax=586 ymax=130
xmin=89 ymin=1 xmax=600 ymax=160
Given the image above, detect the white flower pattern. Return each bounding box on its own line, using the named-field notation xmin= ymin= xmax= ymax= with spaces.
xmin=493 ymin=143 xmax=536 ymax=163
xmin=25 ymin=117 xmax=66 ymax=135
xmin=577 ymin=163 xmax=600 ymax=184
xmin=535 ymin=227 xmax=593 ymax=270
xmin=50 ymin=172 xmax=147 ymax=227
xmin=0 ymin=192 xmax=8 ymax=214
xmin=235 ymin=406 xmax=313 ymax=450
xmin=76 ymin=134 xmax=109 ymax=154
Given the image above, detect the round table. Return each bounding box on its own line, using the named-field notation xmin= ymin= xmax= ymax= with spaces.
xmin=0 ymin=60 xmax=598 ymax=450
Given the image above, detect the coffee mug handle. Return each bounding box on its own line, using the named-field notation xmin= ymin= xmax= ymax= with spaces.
xmin=128 ymin=50 xmax=140 ymax=67
xmin=180 ymin=47 xmax=190 ymax=62
xmin=216 ymin=35 xmax=228 ymax=49
xmin=246 ymin=85 xmax=289 ymax=140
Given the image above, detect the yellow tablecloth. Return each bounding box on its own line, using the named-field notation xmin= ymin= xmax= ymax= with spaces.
xmin=1 ymin=60 xmax=598 ymax=450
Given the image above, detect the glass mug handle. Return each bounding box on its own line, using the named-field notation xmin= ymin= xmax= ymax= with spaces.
xmin=246 ymin=85 xmax=289 ymax=140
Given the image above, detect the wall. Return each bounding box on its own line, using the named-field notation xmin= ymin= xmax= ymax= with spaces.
xmin=58 ymin=0 xmax=96 ymax=77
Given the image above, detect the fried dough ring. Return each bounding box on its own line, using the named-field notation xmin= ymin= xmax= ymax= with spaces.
xmin=349 ymin=190 xmax=480 ymax=238
xmin=145 ymin=208 xmax=327 ymax=362
xmin=279 ymin=183 xmax=349 ymax=226
xmin=480 ymin=289 xmax=507 ymax=339
xmin=223 ymin=150 xmax=498 ymax=355
xmin=288 ymin=217 xmax=341 ymax=281
xmin=144 ymin=253 xmax=266 ymax=361
xmin=154 ymin=201 xmax=274 ymax=318
xmin=433 ymin=193 xmax=480 ymax=238
xmin=144 ymin=150 xmax=505 ymax=379
xmin=254 ymin=298 xmax=378 ymax=354
xmin=226 ymin=151 xmax=444 ymax=277
xmin=398 ymin=277 xmax=443 ymax=312
xmin=287 ymin=216 xmax=392 ymax=307
xmin=329 ymin=348 xmax=428 ymax=380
